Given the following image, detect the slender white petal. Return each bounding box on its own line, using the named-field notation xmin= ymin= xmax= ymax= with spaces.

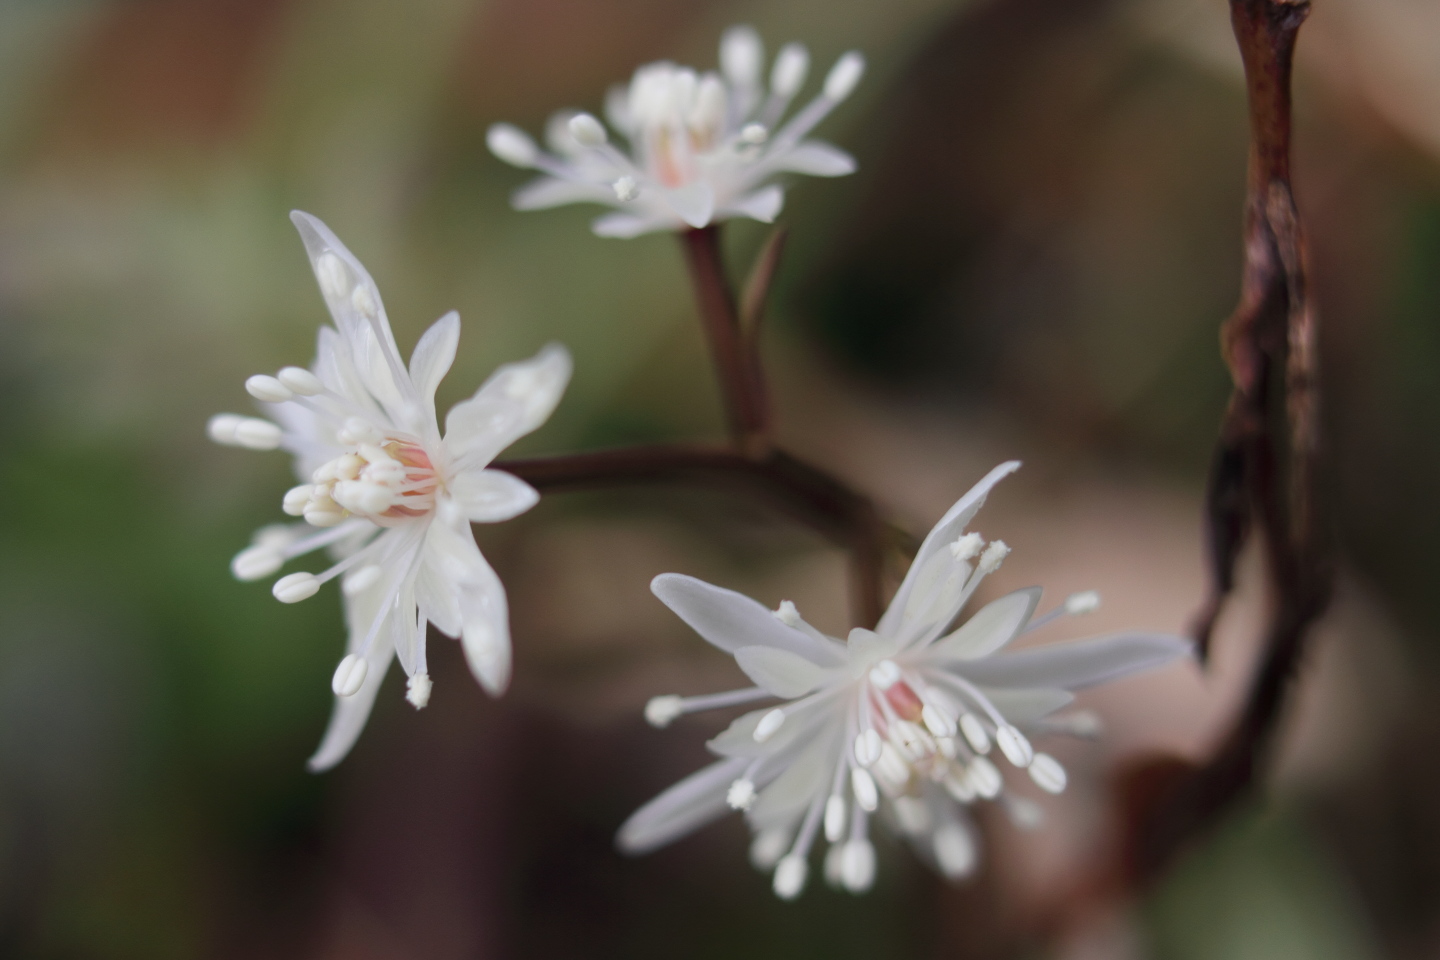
xmin=650 ymin=573 xmax=845 ymax=664
xmin=443 ymin=343 xmax=573 ymax=468
xmin=734 ymin=645 xmax=833 ymax=698
xmin=766 ymin=142 xmax=856 ymax=177
xmin=408 ymin=311 xmax=460 ymax=423
xmin=617 ymin=756 xmax=750 ymax=854
xmin=513 ymin=176 xmax=617 ymax=211
xmin=725 ymin=185 xmax=785 ymax=223
xmin=447 ymin=469 xmax=540 ymax=523
xmin=930 ymin=588 xmax=1040 ymax=659
xmin=960 ymin=633 xmax=1192 ymax=690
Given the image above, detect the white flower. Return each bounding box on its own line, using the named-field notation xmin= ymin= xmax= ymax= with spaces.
xmin=209 ymin=211 xmax=572 ymax=771
xmin=617 ymin=461 xmax=1192 ymax=898
xmin=487 ymin=25 xmax=865 ymax=238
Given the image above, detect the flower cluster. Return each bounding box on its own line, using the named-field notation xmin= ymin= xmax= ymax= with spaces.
xmin=210 ymin=211 xmax=571 ymax=770
xmin=487 ymin=25 xmax=864 ymax=237
xmin=619 ymin=462 xmax=1190 ymax=897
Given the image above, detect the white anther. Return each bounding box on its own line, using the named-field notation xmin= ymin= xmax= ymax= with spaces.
xmin=824 ymin=842 xmax=847 ymax=889
xmin=854 ymin=729 xmax=883 ymax=767
xmin=740 ymin=122 xmax=767 ymax=144
xmin=967 ymin=756 xmax=1003 ymax=799
xmin=850 ymin=768 xmax=879 ymax=812
xmin=303 ymin=503 xmax=347 ymax=527
xmin=771 ymin=43 xmax=809 ymax=97
xmin=824 ymin=795 xmax=847 ymax=843
xmin=613 ymin=176 xmax=639 ymax=201
xmin=922 ymin=704 xmax=957 ymax=738
xmin=231 ymin=545 xmax=283 ymax=581
xmin=867 ymin=659 xmax=901 ymax=691
xmin=1064 ymin=590 xmax=1101 ymax=614
xmin=342 ymin=565 xmax=383 ymax=596
xmin=350 ymin=284 xmax=377 ymax=319
xmin=277 ymin=366 xmax=323 ymax=396
xmin=721 ymin=25 xmax=762 ymax=87
xmin=978 ymin=540 xmax=1010 ymax=574
xmin=750 ymin=828 xmax=790 ymax=870
xmin=273 ymin=571 xmax=320 ymax=603
xmin=995 ymin=724 xmax=1034 ymax=767
xmin=773 ymin=600 xmax=802 ymax=627
xmin=1028 ymin=753 xmax=1067 ymax=794
xmin=753 ymin=708 xmax=786 ymax=742
xmin=959 ymin=713 xmax=991 ymax=754
xmin=338 ymin=417 xmax=381 ymax=445
xmin=933 ymin=823 xmax=976 ymax=878
xmin=839 ymin=839 xmax=875 ymax=893
xmin=335 ymin=480 xmax=393 ymax=515
xmin=568 ymin=113 xmax=607 ymax=147
xmin=891 ymin=720 xmax=934 ymax=762
xmin=406 ymin=673 xmax=433 ymax=709
xmin=727 ymin=778 xmax=757 ymax=811
xmin=892 ymin=795 xmax=931 ymax=835
xmin=316 ymin=253 xmax=348 ymax=300
xmin=487 ymin=123 xmax=539 ymax=167
xmin=232 ymin=418 xmax=282 ymax=450
xmin=824 ymin=51 xmax=865 ymax=101
xmin=943 ymin=766 xmax=976 ymax=803
xmin=282 ymin=484 xmax=314 ymax=516
xmin=332 ymin=654 xmax=368 ymax=697
xmin=1006 ymin=795 xmax=1045 ymax=830
xmin=872 ymin=744 xmax=911 ymax=791
xmin=206 ymin=413 xmax=242 ymax=444
xmin=949 ymin=532 xmax=984 ymax=561
xmin=644 ymin=695 xmax=684 ymax=728
xmin=253 ymin=524 xmax=295 ymax=549
xmin=245 ymin=374 xmax=292 ymax=403
xmin=773 ymin=854 xmax=808 ymax=900
xmin=356 ymin=443 xmax=392 ymax=465
xmin=937 ymin=735 xmax=958 ymax=759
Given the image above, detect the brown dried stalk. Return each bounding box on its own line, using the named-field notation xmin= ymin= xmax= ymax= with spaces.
xmin=495 ymin=227 xmax=894 ymax=628
xmin=1120 ymin=0 xmax=1332 ymax=885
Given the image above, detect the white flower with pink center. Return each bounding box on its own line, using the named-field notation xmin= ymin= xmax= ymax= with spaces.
xmin=619 ymin=462 xmax=1191 ymax=898
xmin=209 ymin=211 xmax=571 ymax=770
xmin=486 ymin=25 xmax=864 ymax=238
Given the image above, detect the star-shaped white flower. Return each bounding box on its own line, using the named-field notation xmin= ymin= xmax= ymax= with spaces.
xmin=486 ymin=25 xmax=865 ymax=238
xmin=619 ymin=462 xmax=1191 ymax=898
xmin=208 ymin=211 xmax=572 ymax=771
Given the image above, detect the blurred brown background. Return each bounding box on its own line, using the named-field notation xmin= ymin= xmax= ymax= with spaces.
xmin=2 ymin=0 xmax=1439 ymax=957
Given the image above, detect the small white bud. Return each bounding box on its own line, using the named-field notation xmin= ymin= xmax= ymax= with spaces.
xmin=839 ymin=839 xmax=875 ymax=893
xmin=233 ymin=418 xmax=282 ymax=450
xmin=749 ymin=828 xmax=789 ymax=870
xmin=1028 ymin=753 xmax=1067 ymax=794
xmin=282 ymin=484 xmax=314 ymax=516
xmin=273 ymin=571 xmax=320 ymax=603
xmin=949 ymin=532 xmax=984 ymax=561
xmin=966 ymin=756 xmax=1002 ymax=799
xmin=567 ymin=113 xmax=607 ymax=147
xmin=406 ymin=672 xmax=433 ymax=709
xmin=644 ymin=695 xmax=684 ymax=728
xmin=922 ymin=704 xmax=956 ymax=738
xmin=978 ymin=539 xmax=1010 ymax=574
xmin=773 ymin=854 xmax=808 ymax=900
xmin=245 ymin=375 xmax=292 ymax=403
xmin=277 ymin=366 xmax=324 ymax=396
xmin=824 ymin=51 xmax=865 ymax=101
xmin=753 ymin=708 xmax=786 ymax=742
xmin=727 ymin=778 xmax=757 ymax=811
xmin=867 ymin=659 xmax=901 ymax=691
xmin=342 ymin=565 xmax=383 ymax=596
xmin=487 ymin=123 xmax=539 ymax=167
xmin=824 ymin=795 xmax=847 ymax=843
xmin=892 ymin=795 xmax=931 ymax=835
xmin=231 ymin=545 xmax=283 ymax=581
xmin=959 ymin=714 xmax=991 ymax=754
xmin=995 ymin=724 xmax=1034 ymax=767
xmin=332 ymin=654 xmax=368 ymax=697
xmin=770 ymin=43 xmax=809 ymax=98
xmin=612 ymin=176 xmax=639 ymax=201
xmin=933 ymin=823 xmax=976 ymax=878
xmin=850 ymin=768 xmax=879 ymax=812
xmin=1064 ymin=590 xmax=1101 ymax=614
xmin=853 ymin=729 xmax=883 ymax=767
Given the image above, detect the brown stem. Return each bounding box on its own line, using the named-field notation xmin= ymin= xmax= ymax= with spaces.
xmin=498 ymin=444 xmax=890 ymax=627
xmin=679 ymin=226 xmax=771 ymax=452
xmin=1123 ymin=0 xmax=1331 ymax=886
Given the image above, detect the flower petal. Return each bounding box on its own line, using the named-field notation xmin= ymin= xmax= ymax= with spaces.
xmin=650 ymin=573 xmax=845 ymax=665
xmin=513 ymin=176 xmax=616 ymax=210
xmin=424 ymin=517 xmax=512 ymax=694
xmin=979 ymin=686 xmax=1074 ymax=723
xmin=591 ymin=211 xmax=674 ymax=238
xmin=662 ymin=181 xmax=716 ymax=228
xmin=442 ymin=343 xmax=572 ymax=468
xmin=616 ymin=756 xmax=750 ymax=854
xmin=878 ymin=461 xmax=1021 ymax=641
xmin=959 ymin=633 xmax=1193 ymax=690
xmin=305 ymin=643 xmax=394 ymax=772
xmin=447 ymin=469 xmax=540 ymax=523
xmin=734 ymin=645 xmax=832 ymax=698
xmin=769 ymin=141 xmax=855 ymax=177
xmin=929 ymin=588 xmax=1041 ymax=660
xmin=749 ymin=727 xmax=839 ymax=826
xmin=724 ymin=184 xmax=785 ymax=224
xmin=408 ymin=311 xmax=460 ymax=428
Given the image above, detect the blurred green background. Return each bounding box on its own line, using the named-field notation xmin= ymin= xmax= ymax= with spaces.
xmin=2 ymin=0 xmax=1440 ymax=957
